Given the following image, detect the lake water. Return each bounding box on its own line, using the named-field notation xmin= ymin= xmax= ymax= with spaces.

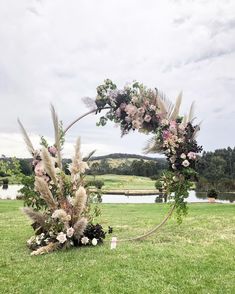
xmin=0 ymin=184 xmax=234 ymax=204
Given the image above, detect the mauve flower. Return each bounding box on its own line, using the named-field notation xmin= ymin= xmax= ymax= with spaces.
xmin=180 ymin=153 xmax=186 ymax=159
xmin=163 ymin=130 xmax=171 ymax=141
xmin=66 ymin=227 xmax=75 ymax=238
xmin=188 ymin=152 xmax=197 ymax=160
xmin=115 ymin=108 xmax=121 ymax=117
xmin=169 ymin=120 xmax=177 ymax=132
xmin=56 ymin=232 xmax=67 ymax=244
xmin=182 ymin=160 xmax=190 ymax=167
xmin=120 ymin=103 xmax=126 ymax=110
xmin=144 ymin=114 xmax=152 ymax=122
xmin=91 ymin=238 xmax=98 ymax=246
xmin=81 ymin=236 xmax=89 ymax=245
xmin=48 ymin=146 xmax=57 ymax=155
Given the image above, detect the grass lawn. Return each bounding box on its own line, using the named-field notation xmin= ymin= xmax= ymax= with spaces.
xmin=0 ymin=200 xmax=234 ymax=294
xmin=87 ymin=174 xmax=156 ymax=190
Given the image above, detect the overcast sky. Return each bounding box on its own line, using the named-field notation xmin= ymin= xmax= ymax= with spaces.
xmin=0 ymin=0 xmax=235 ymax=158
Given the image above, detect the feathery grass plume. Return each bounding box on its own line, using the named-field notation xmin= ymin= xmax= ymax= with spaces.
xmin=188 ymin=101 xmax=195 ymax=123
xmin=73 ymin=217 xmax=88 ymax=239
xmin=170 ymin=92 xmax=182 ymax=120
xmin=17 ymin=119 xmax=35 ymax=156
xmin=50 ymin=104 xmax=62 ymax=169
xmin=22 ymin=207 xmax=46 ymax=227
xmin=35 ymin=176 xmax=57 ymax=210
xmin=182 ymin=114 xmax=188 ymax=126
xmin=143 ymin=136 xmax=163 ymax=154
xmin=31 ymin=242 xmax=59 ymax=256
xmin=73 ymin=186 xmax=88 ymax=221
xmin=41 ymin=147 xmax=57 ymax=185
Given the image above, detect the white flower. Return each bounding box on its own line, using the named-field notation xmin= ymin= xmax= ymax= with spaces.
xmin=182 ymin=160 xmax=190 ymax=167
xmin=170 ymin=156 xmax=176 ymax=163
xmin=81 ymin=236 xmax=89 ymax=245
xmin=180 ymin=153 xmax=186 ymax=159
xmin=178 ymin=123 xmax=185 ymax=131
xmin=66 ymin=227 xmax=75 ymax=238
xmin=172 ymin=164 xmax=177 ymax=170
xmin=91 ymin=238 xmax=98 ymax=246
xmin=56 ymin=232 xmax=67 ymax=244
xmin=27 ymin=236 xmax=35 ymax=246
xmin=149 ymin=104 xmax=156 ymax=111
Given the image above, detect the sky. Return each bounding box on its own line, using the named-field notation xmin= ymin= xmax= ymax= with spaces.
xmin=0 ymin=0 xmax=235 ymax=158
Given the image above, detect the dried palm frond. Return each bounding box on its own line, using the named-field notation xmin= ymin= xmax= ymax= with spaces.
xmin=191 ymin=122 xmax=202 ymax=140
xmin=73 ymin=186 xmax=87 ymax=221
xmin=156 ymin=90 xmax=174 ymax=119
xmin=41 ymin=147 xmax=57 ymax=185
xmin=169 ymin=92 xmax=182 ymax=120
xmin=31 ymin=242 xmax=59 ymax=256
xmin=22 ymin=207 xmax=46 ymax=227
xmin=50 ymin=104 xmax=62 ymax=169
xmin=143 ymin=136 xmax=163 ymax=154
xmin=82 ymin=97 xmax=97 ymax=110
xmin=17 ymin=119 xmax=35 ymax=156
xmin=85 ymin=150 xmax=96 ymax=162
xmin=188 ymin=101 xmax=195 ymax=123
xmin=182 ymin=114 xmax=188 ymax=126
xmin=35 ymin=176 xmax=57 ymax=210
xmin=73 ymin=217 xmax=88 ymax=239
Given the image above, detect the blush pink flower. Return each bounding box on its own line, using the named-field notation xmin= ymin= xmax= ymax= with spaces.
xmin=163 ymin=130 xmax=171 ymax=141
xmin=48 ymin=146 xmax=57 ymax=155
xmin=144 ymin=114 xmax=152 ymax=123
xmin=125 ymin=104 xmax=138 ymax=117
xmin=34 ymin=161 xmax=44 ymax=176
xmin=188 ymin=152 xmax=197 ymax=160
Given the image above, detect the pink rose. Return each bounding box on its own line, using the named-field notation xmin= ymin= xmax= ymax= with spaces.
xmin=163 ymin=130 xmax=171 ymax=141
xmin=115 ymin=108 xmax=121 ymax=117
xmin=125 ymin=104 xmax=138 ymax=117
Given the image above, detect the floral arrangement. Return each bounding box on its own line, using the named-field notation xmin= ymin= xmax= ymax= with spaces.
xmin=94 ymin=79 xmax=202 ymax=222
xmin=18 ymin=106 xmax=111 ymax=255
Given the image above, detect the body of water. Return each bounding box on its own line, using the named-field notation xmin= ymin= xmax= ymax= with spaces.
xmin=0 ymin=185 xmax=234 ymax=203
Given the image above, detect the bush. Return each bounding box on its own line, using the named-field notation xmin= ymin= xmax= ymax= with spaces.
xmin=155 ymin=180 xmax=163 ymax=192
xmin=85 ymin=180 xmax=104 ymax=190
xmin=207 ymin=189 xmax=218 ymax=199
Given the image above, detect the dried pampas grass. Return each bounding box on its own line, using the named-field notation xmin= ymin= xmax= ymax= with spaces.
xmin=50 ymin=104 xmax=62 ymax=169
xmin=17 ymin=119 xmax=35 ymax=156
xmin=73 ymin=217 xmax=88 ymax=239
xmin=31 ymin=242 xmax=59 ymax=256
xmin=169 ymin=92 xmax=182 ymax=120
xmin=41 ymin=147 xmax=57 ymax=185
xmin=35 ymin=176 xmax=57 ymax=210
xmin=22 ymin=207 xmax=46 ymax=227
xmin=73 ymin=186 xmax=87 ymax=221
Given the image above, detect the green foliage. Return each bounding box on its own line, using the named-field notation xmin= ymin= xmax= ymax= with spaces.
xmin=0 ymin=157 xmax=22 ymax=177
xmin=207 ymin=189 xmax=218 ymax=198
xmin=18 ymin=175 xmax=47 ymax=210
xmin=85 ymin=180 xmax=104 ymax=190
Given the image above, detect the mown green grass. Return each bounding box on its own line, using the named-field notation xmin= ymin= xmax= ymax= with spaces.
xmin=87 ymin=174 xmax=155 ymax=190
xmin=0 ymin=200 xmax=235 ymax=294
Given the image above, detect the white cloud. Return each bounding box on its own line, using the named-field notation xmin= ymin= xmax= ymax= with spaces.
xmin=0 ymin=0 xmax=235 ymax=158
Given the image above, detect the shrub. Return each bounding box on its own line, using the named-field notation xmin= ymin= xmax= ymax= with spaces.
xmin=207 ymin=189 xmax=218 ymax=199
xmin=85 ymin=180 xmax=104 ymax=190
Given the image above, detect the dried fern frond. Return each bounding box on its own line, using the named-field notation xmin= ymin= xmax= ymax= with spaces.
xmin=35 ymin=176 xmax=57 ymax=210
xmin=170 ymin=92 xmax=182 ymax=120
xmin=143 ymin=136 xmax=163 ymax=154
xmin=73 ymin=217 xmax=88 ymax=239
xmin=73 ymin=186 xmax=87 ymax=221
xmin=182 ymin=114 xmax=188 ymax=126
xmin=22 ymin=207 xmax=46 ymax=227
xmin=82 ymin=97 xmax=97 ymax=110
xmin=31 ymin=242 xmax=59 ymax=256
xmin=50 ymin=104 xmax=62 ymax=169
xmin=188 ymin=101 xmax=195 ymax=123
xmin=17 ymin=119 xmax=35 ymax=156
xmin=41 ymin=147 xmax=57 ymax=185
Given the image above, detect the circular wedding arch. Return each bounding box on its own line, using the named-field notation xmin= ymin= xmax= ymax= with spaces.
xmin=61 ymin=79 xmax=202 ymax=242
